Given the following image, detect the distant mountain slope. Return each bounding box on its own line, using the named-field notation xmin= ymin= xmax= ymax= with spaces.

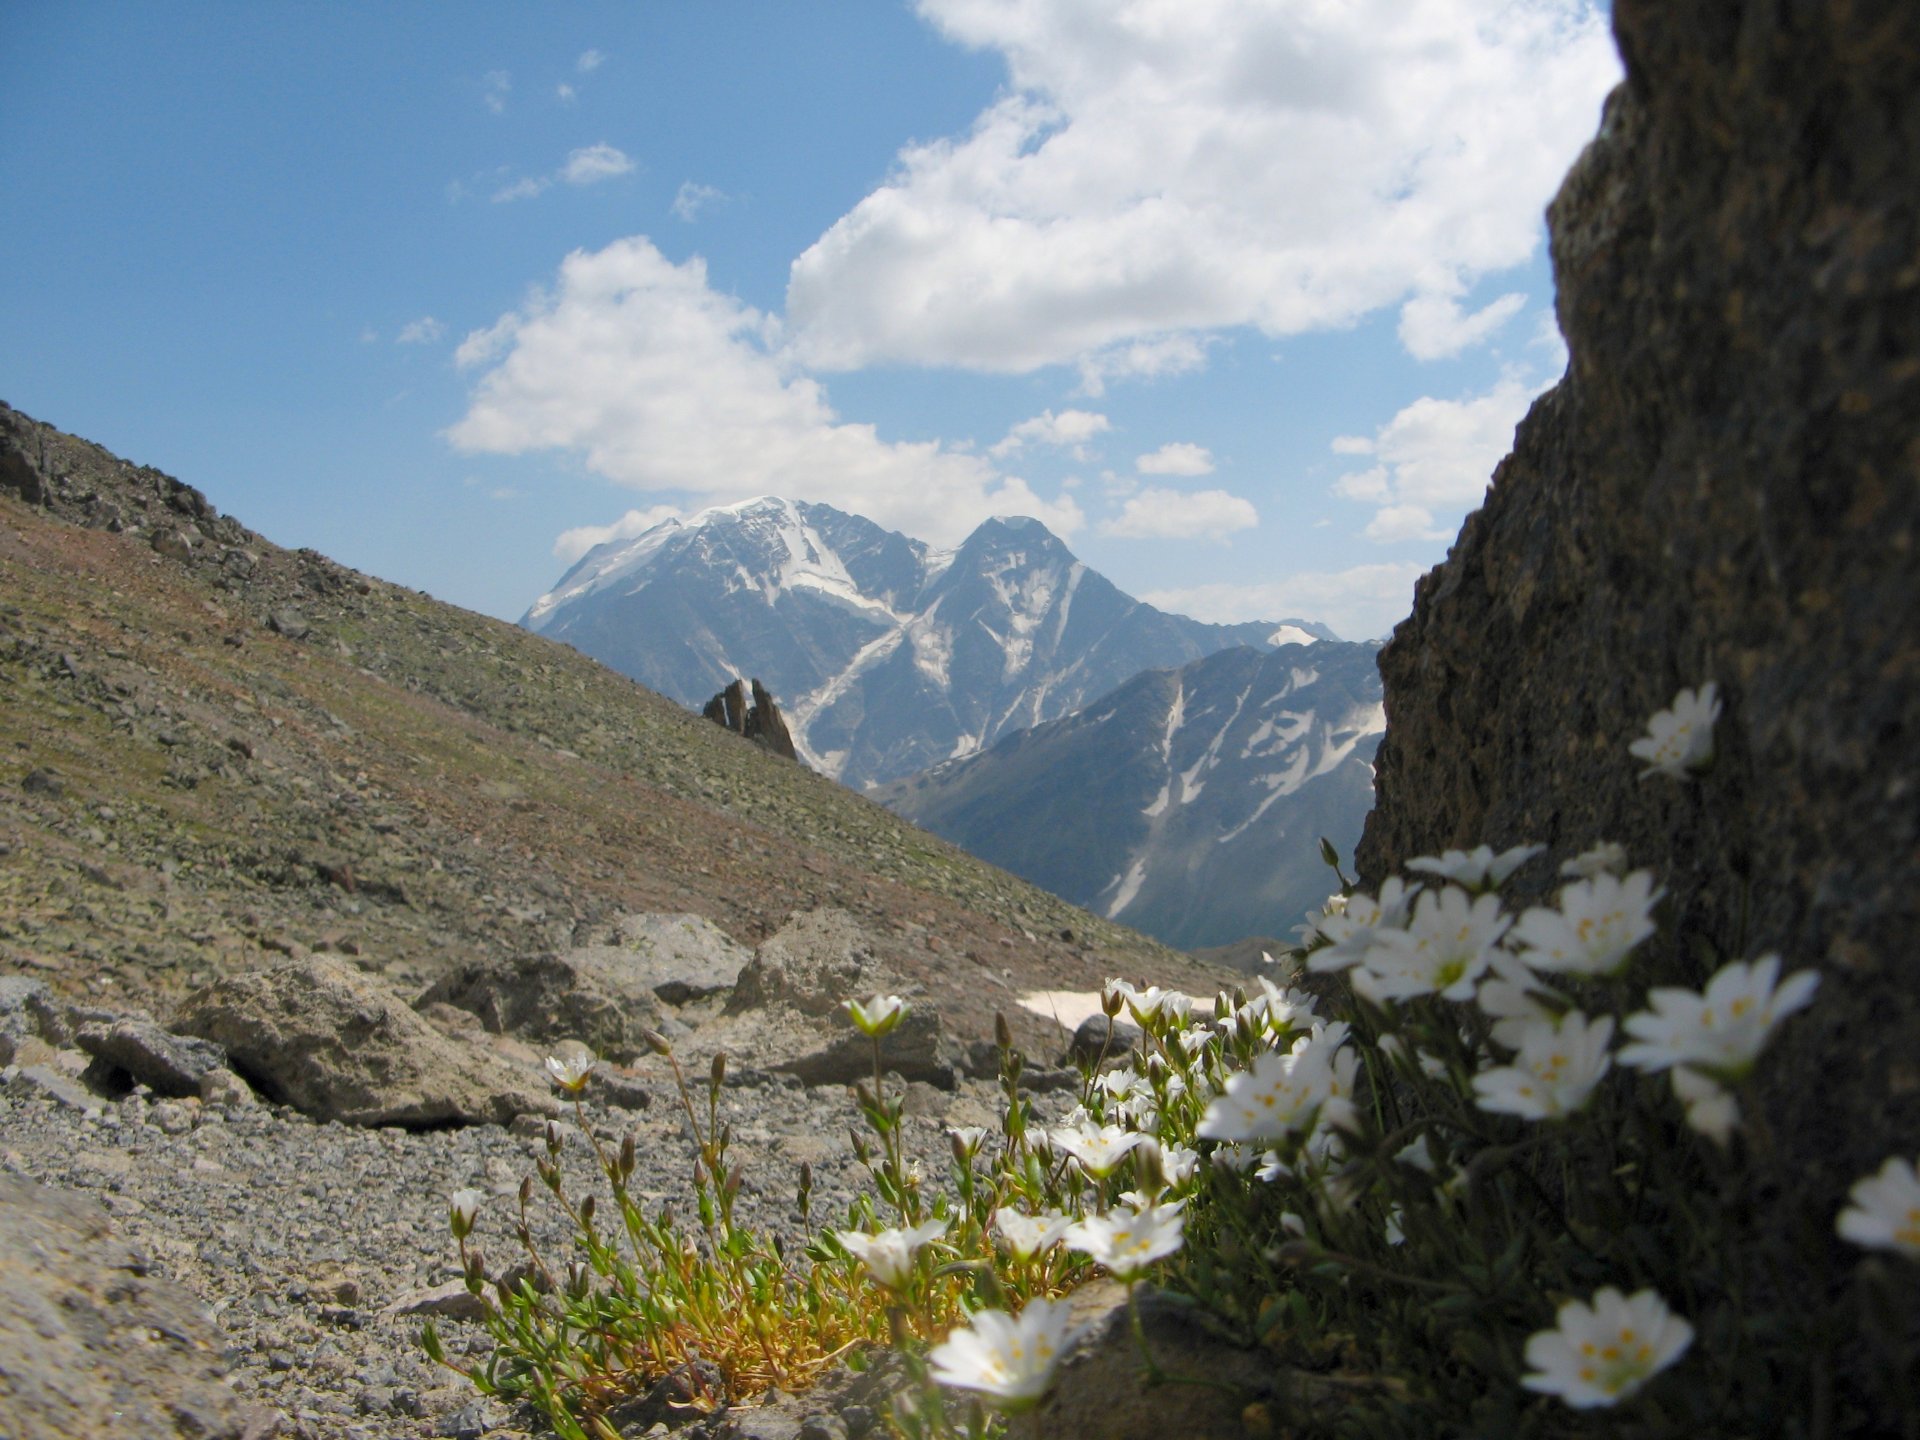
xmin=878 ymin=641 xmax=1383 ymax=950
xmin=524 ymin=497 xmax=1327 ymax=789
xmin=0 ymin=402 xmax=1234 ymax=1056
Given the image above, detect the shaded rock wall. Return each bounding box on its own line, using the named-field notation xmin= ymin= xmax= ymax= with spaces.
xmin=1359 ymin=0 xmax=1918 ymax=1407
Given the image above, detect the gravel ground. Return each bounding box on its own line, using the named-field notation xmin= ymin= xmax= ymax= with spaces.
xmin=0 ymin=1062 xmax=1058 ymax=1439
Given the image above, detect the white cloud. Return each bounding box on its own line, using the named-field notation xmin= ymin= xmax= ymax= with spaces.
xmin=672 ymin=181 xmax=726 ymax=222
xmin=1136 ymin=442 xmax=1213 ymax=476
xmin=577 ymin=49 xmax=605 ymax=73
xmin=1100 ymin=487 xmax=1256 ymax=540
xmin=492 ymin=175 xmax=551 ymax=204
xmin=1333 ymin=372 xmax=1543 ymax=540
xmin=395 ymin=316 xmax=444 ymax=345
xmin=562 ymin=143 xmax=635 ymax=186
xmin=482 ymin=70 xmax=511 ymax=115
xmin=785 ymin=0 xmax=1618 ymax=376
xmin=1145 ymin=561 xmax=1431 ymax=643
xmin=358 ymin=326 xmax=379 ymax=344
xmin=1397 ymin=288 xmax=1527 ymax=360
xmin=447 ymin=236 xmax=1084 ymax=546
xmin=557 ymin=82 xmax=576 ymax=104
xmin=1330 ymin=434 xmax=1374 ymax=456
xmin=990 ymin=408 xmax=1110 ymax=458
xmin=553 ymin=505 xmax=685 ymax=562
xmin=1076 ymin=334 xmax=1210 ymax=396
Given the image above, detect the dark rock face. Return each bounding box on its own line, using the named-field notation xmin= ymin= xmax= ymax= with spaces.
xmin=702 ymin=677 xmax=799 ymax=761
xmin=1359 ymin=0 xmax=1918 ymax=1414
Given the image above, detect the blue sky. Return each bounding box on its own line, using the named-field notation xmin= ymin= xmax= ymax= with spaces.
xmin=1 ymin=1 xmax=1620 ymax=641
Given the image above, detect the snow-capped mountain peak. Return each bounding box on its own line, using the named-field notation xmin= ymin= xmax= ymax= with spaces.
xmin=519 ymin=498 xmax=1303 ymax=790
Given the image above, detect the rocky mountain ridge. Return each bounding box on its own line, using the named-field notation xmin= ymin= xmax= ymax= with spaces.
xmin=881 ymin=640 xmax=1382 ymax=949
xmin=523 ymin=496 xmax=1328 ymax=790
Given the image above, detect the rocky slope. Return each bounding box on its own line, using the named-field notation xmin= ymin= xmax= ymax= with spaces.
xmin=523 ymin=496 xmax=1324 ymax=789
xmin=0 ymin=401 xmax=1231 ymax=1053
xmin=881 ymin=641 xmax=1382 ymax=950
xmin=1358 ymin=0 xmax=1919 ymax=1425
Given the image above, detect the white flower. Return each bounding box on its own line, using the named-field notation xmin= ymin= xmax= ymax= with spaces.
xmin=1510 ymin=871 xmax=1663 ymax=977
xmin=1472 ymin=1013 xmax=1614 ymax=1120
xmin=1836 ymin=1156 xmax=1920 ymax=1258
xmin=449 ymin=1187 xmax=487 ymax=1238
xmin=1237 ymin=975 xmax=1318 ymax=1038
xmin=1196 ymin=1032 xmax=1340 ymax=1143
xmin=927 ymin=1297 xmax=1071 ymax=1411
xmin=991 ymin=1208 xmax=1075 ymax=1260
xmin=1051 ymin=1123 xmax=1144 ymax=1178
xmin=1522 ymin=1287 xmax=1693 ymax=1409
xmin=1353 ymin=887 xmax=1511 ymax=1003
xmin=1384 ymin=1207 xmax=1406 ymax=1246
xmin=1629 ymin=682 xmax=1721 ymax=780
xmin=1406 ymin=843 xmax=1544 ymax=890
xmin=1561 ymin=842 xmax=1630 ymax=880
xmin=1065 ymin=1203 xmax=1185 ymax=1279
xmin=1210 ymin=1143 xmax=1259 ymax=1172
xmin=837 ymin=1218 xmax=948 ymax=1290
xmin=1305 ymin=877 xmax=1420 ymax=973
xmin=1619 ymin=954 xmax=1819 ymax=1080
xmin=544 ymin=1052 xmax=595 ymax=1093
xmin=1671 ymin=1066 xmax=1740 ymax=1145
xmin=1158 ymin=1144 xmax=1201 ymax=1186
xmin=846 ymin=994 xmax=907 ymax=1038
xmin=1476 ymin=951 xmax=1569 ymax=1052
xmin=1125 ymin=985 xmax=1193 ymax=1026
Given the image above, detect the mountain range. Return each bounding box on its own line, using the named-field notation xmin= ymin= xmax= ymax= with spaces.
xmin=878 ymin=640 xmax=1383 ymax=949
xmin=524 ymin=497 xmax=1332 ymax=791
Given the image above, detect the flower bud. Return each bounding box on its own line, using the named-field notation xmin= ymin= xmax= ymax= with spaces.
xmin=579 ymin=1194 xmax=596 ymax=1225
xmin=619 ymin=1134 xmax=636 ymax=1181
xmin=710 ymin=1052 xmax=728 ymax=1090
xmin=640 ymin=1027 xmax=672 ymax=1056
xmin=996 ymin=1011 xmax=1015 ymax=1048
xmin=1320 ymin=836 xmax=1342 ymax=871
xmin=518 ymin=1176 xmax=533 ymax=1207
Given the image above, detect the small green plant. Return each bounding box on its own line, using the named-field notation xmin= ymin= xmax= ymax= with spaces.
xmin=425 ymin=681 xmax=1917 ymax=1438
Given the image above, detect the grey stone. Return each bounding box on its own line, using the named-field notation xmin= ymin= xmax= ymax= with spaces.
xmin=173 ymin=957 xmax=559 ymax=1128
xmin=75 ymin=1015 xmax=228 ymax=1098
xmin=5 ymin=1063 xmax=105 ymax=1113
xmin=727 ymin=909 xmax=889 ymax=1018
xmin=609 ymin=911 xmax=752 ymax=1004
xmin=771 ymin=1002 xmax=951 ymax=1090
xmin=19 ymin=766 xmax=63 ymax=798
xmin=415 ymin=947 xmax=666 ymax=1064
xmin=1065 ymin=1013 xmax=1140 ymax=1067
xmin=0 ymin=1174 xmax=277 ymax=1440
xmin=266 ymin=608 xmax=309 ymax=640
xmin=0 ymin=975 xmax=71 ymax=1064
xmin=377 ymin=1279 xmax=493 ymax=1325
xmin=149 ymin=525 xmax=196 ymax=562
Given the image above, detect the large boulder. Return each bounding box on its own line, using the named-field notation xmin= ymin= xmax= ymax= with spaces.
xmin=726 ymin=908 xmax=890 ymax=1017
xmin=1357 ymin=0 xmax=1919 ymax=1419
xmin=75 ymin=1015 xmax=227 ymax=1098
xmin=0 ymin=975 xmax=70 ymax=1065
xmin=0 ymin=1175 xmax=278 ymax=1440
xmin=608 ymin=912 xmax=752 ymax=1004
xmin=174 ymin=957 xmax=557 ymax=1127
xmin=417 ymin=949 xmax=665 ymax=1063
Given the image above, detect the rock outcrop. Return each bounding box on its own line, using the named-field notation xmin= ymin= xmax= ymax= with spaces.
xmin=702 ymin=677 xmax=799 ymax=761
xmin=0 ymin=1175 xmax=277 ymax=1440
xmin=1358 ymin=0 xmax=1918 ymax=1417
xmin=174 ymin=957 xmax=558 ymax=1127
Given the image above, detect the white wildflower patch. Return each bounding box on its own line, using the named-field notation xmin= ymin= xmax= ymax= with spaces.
xmin=1619 ymin=954 xmax=1818 ymax=1080
xmin=837 ymin=1218 xmax=947 ymax=1291
xmin=1472 ymin=1012 xmax=1614 ymax=1120
xmin=1406 ymin=843 xmax=1543 ymax=890
xmin=927 ymin=1297 xmax=1072 ymax=1410
xmin=1353 ymin=886 xmax=1511 ymax=1003
xmin=1522 ymin=1287 xmax=1693 ymax=1409
xmin=1196 ymin=1026 xmax=1348 ymax=1143
xmin=1305 ymin=877 xmax=1420 ymax=973
xmin=1065 ymin=1202 xmax=1186 ymax=1279
xmin=1510 ymin=870 xmax=1663 ymax=976
xmin=1629 ymin=682 xmax=1721 ymax=780
xmin=1836 ymin=1156 xmax=1920 ymax=1259
xmin=1051 ymin=1122 xmax=1145 ymax=1178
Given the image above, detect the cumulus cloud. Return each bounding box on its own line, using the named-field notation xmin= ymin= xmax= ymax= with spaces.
xmin=557 ymin=82 xmax=577 ymax=104
xmin=784 ymin=0 xmax=1617 ymax=376
xmin=577 ymin=49 xmax=605 ymax=73
xmin=990 ymin=408 xmax=1110 ymax=458
xmin=1333 ymin=372 xmax=1544 ymax=541
xmin=1398 ymin=288 xmax=1527 ymax=360
xmin=672 ymin=182 xmax=726 ymax=222
xmin=1100 ymin=487 xmax=1257 ymax=540
xmin=482 ymin=70 xmax=511 ymax=115
xmin=447 ymin=236 xmax=1084 ymax=547
xmin=1136 ymin=442 xmax=1214 ymax=476
xmin=492 ymin=175 xmax=551 ymax=204
xmin=395 ymin=316 xmax=445 ymax=345
xmin=553 ymin=505 xmax=685 ymax=563
xmin=1145 ymin=561 xmax=1432 ymax=643
xmin=562 ymin=143 xmax=635 ymax=185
